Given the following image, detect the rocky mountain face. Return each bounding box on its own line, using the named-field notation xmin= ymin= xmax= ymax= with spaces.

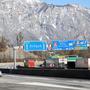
xmin=0 ymin=0 xmax=90 ymax=45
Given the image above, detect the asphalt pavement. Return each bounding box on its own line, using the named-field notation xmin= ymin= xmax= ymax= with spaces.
xmin=0 ymin=74 xmax=90 ymax=90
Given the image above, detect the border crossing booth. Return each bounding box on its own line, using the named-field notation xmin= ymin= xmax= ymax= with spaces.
xmin=67 ymin=55 xmax=78 ymax=69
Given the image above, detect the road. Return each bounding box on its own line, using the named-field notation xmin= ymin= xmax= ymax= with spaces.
xmin=0 ymin=74 xmax=90 ymax=90
xmin=0 ymin=62 xmax=24 ymax=68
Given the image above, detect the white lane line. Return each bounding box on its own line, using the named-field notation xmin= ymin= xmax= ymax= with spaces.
xmin=19 ymin=82 xmax=87 ymax=90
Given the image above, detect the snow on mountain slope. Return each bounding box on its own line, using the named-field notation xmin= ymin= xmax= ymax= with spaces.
xmin=0 ymin=0 xmax=90 ymax=45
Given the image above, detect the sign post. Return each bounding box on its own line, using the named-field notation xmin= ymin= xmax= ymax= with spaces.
xmin=13 ymin=47 xmax=16 ymax=69
xmin=13 ymin=46 xmax=23 ymax=69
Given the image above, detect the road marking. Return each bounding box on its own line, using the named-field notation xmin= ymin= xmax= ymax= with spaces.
xmin=19 ymin=82 xmax=87 ymax=90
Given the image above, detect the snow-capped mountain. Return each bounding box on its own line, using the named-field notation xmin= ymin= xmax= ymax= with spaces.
xmin=0 ymin=0 xmax=90 ymax=45
xmin=26 ymin=0 xmax=41 ymax=4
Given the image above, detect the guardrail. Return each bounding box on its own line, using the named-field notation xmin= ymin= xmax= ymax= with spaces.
xmin=0 ymin=68 xmax=90 ymax=79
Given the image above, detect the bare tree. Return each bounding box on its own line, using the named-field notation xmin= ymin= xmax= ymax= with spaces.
xmin=0 ymin=36 xmax=7 ymax=52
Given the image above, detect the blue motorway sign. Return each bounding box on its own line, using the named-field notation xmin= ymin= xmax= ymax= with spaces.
xmin=23 ymin=41 xmax=47 ymax=52
xmin=75 ymin=40 xmax=88 ymax=47
xmin=51 ymin=40 xmax=61 ymax=50
xmin=75 ymin=40 xmax=88 ymax=50
xmin=62 ymin=40 xmax=76 ymax=48
xmin=51 ymin=40 xmax=88 ymax=50
xmin=52 ymin=40 xmax=76 ymax=50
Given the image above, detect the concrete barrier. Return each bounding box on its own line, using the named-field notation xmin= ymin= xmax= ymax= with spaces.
xmin=0 ymin=68 xmax=90 ymax=79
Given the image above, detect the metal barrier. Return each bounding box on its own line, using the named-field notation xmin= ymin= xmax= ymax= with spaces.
xmin=0 ymin=68 xmax=90 ymax=79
